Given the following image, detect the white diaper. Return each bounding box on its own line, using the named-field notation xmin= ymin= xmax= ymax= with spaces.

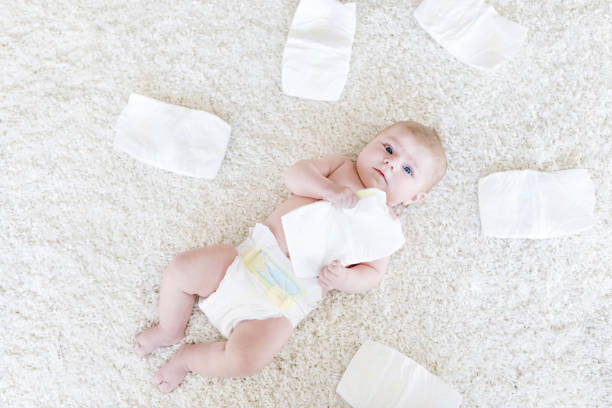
xmin=478 ymin=169 xmax=596 ymax=239
xmin=198 ymin=224 xmax=322 ymax=338
xmin=414 ymin=0 xmax=528 ymax=70
xmin=114 ymin=93 xmax=231 ymax=178
xmin=337 ymin=341 xmax=462 ymax=408
xmin=281 ymin=0 xmax=356 ymax=101
xmin=281 ymin=188 xmax=405 ymax=278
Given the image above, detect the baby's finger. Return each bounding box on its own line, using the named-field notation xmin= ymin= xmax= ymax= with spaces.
xmin=319 ymin=268 xmax=333 ymax=283
xmin=320 ymin=266 xmax=330 ymax=277
xmin=332 ymin=197 xmax=345 ymax=207
xmin=317 ymin=275 xmax=329 ymax=288
xmin=325 ymin=267 xmax=339 ymax=277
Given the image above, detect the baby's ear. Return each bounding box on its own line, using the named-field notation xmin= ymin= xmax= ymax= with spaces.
xmin=402 ymin=192 xmax=427 ymax=206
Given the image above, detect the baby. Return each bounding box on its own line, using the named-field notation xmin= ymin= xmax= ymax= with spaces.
xmin=135 ymin=121 xmax=447 ymax=393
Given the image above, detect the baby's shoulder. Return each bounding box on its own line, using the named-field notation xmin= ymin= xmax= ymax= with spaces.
xmin=323 ymin=153 xmax=353 ymax=165
xmin=316 ymin=154 xmax=355 ymax=176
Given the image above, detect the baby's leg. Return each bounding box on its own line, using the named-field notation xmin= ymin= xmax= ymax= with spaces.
xmin=135 ymin=245 xmax=237 ymax=357
xmin=152 ymin=316 xmax=292 ymax=393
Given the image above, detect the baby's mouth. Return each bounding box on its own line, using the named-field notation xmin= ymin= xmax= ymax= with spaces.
xmin=374 ymin=168 xmax=387 ymax=184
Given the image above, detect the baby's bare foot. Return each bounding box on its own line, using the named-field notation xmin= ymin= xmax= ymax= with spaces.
xmin=152 ymin=351 xmax=189 ymax=393
xmin=134 ymin=326 xmax=183 ymax=357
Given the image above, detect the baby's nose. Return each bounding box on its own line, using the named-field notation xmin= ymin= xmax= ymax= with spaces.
xmin=384 ymin=158 xmax=395 ymax=170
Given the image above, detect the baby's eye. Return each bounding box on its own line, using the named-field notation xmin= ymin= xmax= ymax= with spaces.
xmin=385 ymin=145 xmax=393 ymax=154
xmin=403 ymin=166 xmax=412 ymax=175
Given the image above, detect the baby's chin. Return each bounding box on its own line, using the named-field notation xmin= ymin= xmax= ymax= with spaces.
xmin=356 ymin=167 xmax=383 ymax=190
xmin=363 ymin=180 xmax=385 ymax=193
xmin=355 ymin=168 xmax=373 ymax=189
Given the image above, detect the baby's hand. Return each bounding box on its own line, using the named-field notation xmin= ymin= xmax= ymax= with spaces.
xmin=318 ymin=260 xmax=348 ymax=291
xmin=324 ymin=184 xmax=358 ymax=208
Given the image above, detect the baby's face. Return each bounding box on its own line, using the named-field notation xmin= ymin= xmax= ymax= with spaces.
xmin=356 ymin=124 xmax=438 ymax=207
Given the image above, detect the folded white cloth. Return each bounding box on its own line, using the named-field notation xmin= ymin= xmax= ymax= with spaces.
xmin=337 ymin=341 xmax=462 ymax=408
xmin=414 ymin=0 xmax=527 ymax=70
xmin=281 ymin=188 xmax=405 ymax=278
xmin=478 ymin=169 xmax=595 ymax=239
xmin=281 ymin=0 xmax=356 ymax=101
xmin=114 ymin=93 xmax=231 ymax=178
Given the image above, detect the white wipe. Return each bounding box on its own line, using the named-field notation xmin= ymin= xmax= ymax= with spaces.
xmin=281 ymin=0 xmax=356 ymax=101
xmin=414 ymin=0 xmax=527 ymax=70
xmin=478 ymin=169 xmax=595 ymax=239
xmin=281 ymin=189 xmax=405 ymax=278
xmin=337 ymin=341 xmax=462 ymax=408
xmin=114 ymin=93 xmax=231 ymax=178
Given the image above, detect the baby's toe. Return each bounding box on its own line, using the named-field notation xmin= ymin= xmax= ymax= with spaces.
xmin=152 ymin=360 xmax=186 ymax=393
xmin=158 ymin=381 xmax=175 ymax=394
xmin=134 ymin=340 xmax=147 ymax=358
xmin=152 ymin=372 xmax=163 ymax=386
xmin=152 ymin=372 xmax=178 ymax=393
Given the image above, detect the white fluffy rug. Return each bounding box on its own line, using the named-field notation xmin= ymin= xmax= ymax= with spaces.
xmin=2 ymin=1 xmax=611 ymax=406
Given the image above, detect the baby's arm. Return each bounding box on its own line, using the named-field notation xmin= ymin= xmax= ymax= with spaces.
xmin=284 ymin=155 xmax=358 ymax=207
xmin=318 ymin=257 xmax=390 ymax=294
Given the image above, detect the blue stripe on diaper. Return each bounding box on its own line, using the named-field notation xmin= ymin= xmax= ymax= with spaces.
xmin=261 ymin=251 xmax=302 ymax=296
xmin=240 ymin=247 xmax=306 ymax=311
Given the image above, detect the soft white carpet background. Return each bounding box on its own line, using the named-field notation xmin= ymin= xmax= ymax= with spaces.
xmin=1 ymin=0 xmax=610 ymax=406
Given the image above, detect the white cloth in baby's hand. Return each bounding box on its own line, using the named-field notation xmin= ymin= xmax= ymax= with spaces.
xmin=414 ymin=0 xmax=528 ymax=70
xmin=337 ymin=341 xmax=462 ymax=408
xmin=282 ymin=0 xmax=356 ymax=101
xmin=478 ymin=169 xmax=595 ymax=239
xmin=281 ymin=188 xmax=405 ymax=278
xmin=114 ymin=93 xmax=231 ymax=178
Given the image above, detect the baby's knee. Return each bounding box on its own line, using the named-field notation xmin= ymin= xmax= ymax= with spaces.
xmin=164 ymin=252 xmax=203 ymax=290
xmin=167 ymin=245 xmax=235 ymax=275
xmin=229 ymin=348 xmax=271 ymax=377
xmin=165 ymin=252 xmax=190 ymax=277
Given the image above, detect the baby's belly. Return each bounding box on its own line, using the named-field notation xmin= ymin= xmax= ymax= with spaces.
xmin=263 ymin=195 xmax=331 ymax=297
xmin=263 ymin=195 xmax=318 ymax=257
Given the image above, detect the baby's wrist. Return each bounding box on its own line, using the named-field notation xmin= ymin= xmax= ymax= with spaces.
xmin=320 ymin=180 xmax=337 ymax=201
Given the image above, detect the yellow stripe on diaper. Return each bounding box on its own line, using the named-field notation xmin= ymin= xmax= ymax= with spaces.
xmin=240 ymin=247 xmax=304 ymax=312
xmin=355 ymin=189 xmax=374 ymax=199
xmin=265 ymin=286 xmax=296 ymax=312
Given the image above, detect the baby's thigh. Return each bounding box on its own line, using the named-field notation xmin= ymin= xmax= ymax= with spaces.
xmin=167 ymin=244 xmax=237 ymax=297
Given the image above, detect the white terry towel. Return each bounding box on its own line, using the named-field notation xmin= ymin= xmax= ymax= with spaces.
xmin=337 ymin=341 xmax=462 ymax=408
xmin=414 ymin=0 xmax=528 ymax=70
xmin=478 ymin=169 xmax=595 ymax=239
xmin=281 ymin=188 xmax=405 ymax=278
xmin=114 ymin=93 xmax=231 ymax=178
xmin=281 ymin=0 xmax=356 ymax=101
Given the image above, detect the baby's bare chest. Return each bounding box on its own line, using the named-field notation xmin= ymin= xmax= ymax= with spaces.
xmin=328 ymin=161 xmax=365 ymax=191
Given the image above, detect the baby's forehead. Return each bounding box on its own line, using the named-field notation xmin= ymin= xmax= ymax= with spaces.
xmin=379 ymin=127 xmax=430 ymax=153
xmin=395 ymin=125 xmax=444 ymax=158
